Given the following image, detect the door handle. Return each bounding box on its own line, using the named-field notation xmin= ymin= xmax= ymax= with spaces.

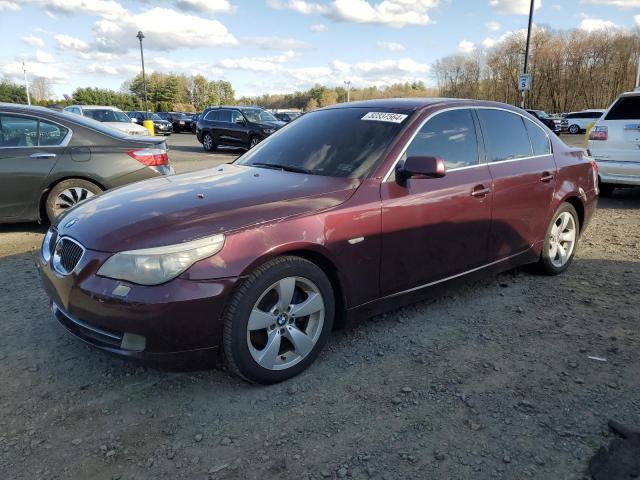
xmin=540 ymin=172 xmax=554 ymax=183
xmin=471 ymin=185 xmax=491 ymax=197
xmin=30 ymin=152 xmax=57 ymax=159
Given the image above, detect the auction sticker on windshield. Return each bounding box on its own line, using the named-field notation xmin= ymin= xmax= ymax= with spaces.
xmin=361 ymin=112 xmax=408 ymax=123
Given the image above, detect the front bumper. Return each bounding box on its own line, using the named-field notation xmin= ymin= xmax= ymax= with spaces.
xmin=595 ymin=160 xmax=640 ymax=186
xmin=38 ymin=244 xmax=239 ymax=363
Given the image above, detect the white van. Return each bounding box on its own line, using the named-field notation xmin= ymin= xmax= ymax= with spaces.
xmin=588 ymin=91 xmax=640 ymax=194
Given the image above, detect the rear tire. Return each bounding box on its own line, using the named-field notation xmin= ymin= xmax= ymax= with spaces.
xmin=568 ymin=124 xmax=580 ymax=134
xmin=598 ymin=181 xmax=615 ymax=197
xmin=223 ymin=256 xmax=335 ymax=384
xmin=202 ymin=133 xmax=217 ymax=152
xmin=45 ymin=179 xmax=102 ymax=222
xmin=538 ymin=203 xmax=579 ymax=275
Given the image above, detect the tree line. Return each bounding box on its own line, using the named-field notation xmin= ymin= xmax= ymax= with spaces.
xmin=1 ymin=27 xmax=638 ymax=114
xmin=433 ymin=28 xmax=640 ymax=113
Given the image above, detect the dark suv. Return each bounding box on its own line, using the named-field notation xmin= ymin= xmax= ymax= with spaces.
xmin=127 ymin=111 xmax=173 ymax=136
xmin=196 ymin=106 xmax=285 ymax=151
xmin=156 ymin=112 xmax=193 ymax=133
xmin=526 ymin=110 xmax=561 ymax=135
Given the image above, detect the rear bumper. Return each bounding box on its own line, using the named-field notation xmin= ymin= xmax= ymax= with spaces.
xmin=595 ymin=160 xmax=640 ymax=186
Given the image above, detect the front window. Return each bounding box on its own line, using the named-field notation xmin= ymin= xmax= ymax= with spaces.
xmin=83 ymin=109 xmax=131 ymax=123
xmin=241 ymin=108 xmax=278 ymax=123
xmin=0 ymin=115 xmax=38 ymax=147
xmin=235 ymin=107 xmax=409 ymax=178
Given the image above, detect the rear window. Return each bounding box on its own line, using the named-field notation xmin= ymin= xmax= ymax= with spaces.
xmin=605 ymin=96 xmax=640 ymax=120
xmin=477 ymin=109 xmax=533 ymax=162
xmin=235 ymin=107 xmax=409 ymax=178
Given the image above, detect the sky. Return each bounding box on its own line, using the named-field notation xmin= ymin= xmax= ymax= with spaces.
xmin=1 ymin=0 xmax=639 ymax=99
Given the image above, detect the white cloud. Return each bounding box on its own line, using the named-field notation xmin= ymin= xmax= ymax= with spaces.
xmin=0 ymin=0 xmax=19 ymax=10
xmin=377 ymin=41 xmax=405 ymax=51
xmin=551 ymin=4 xmax=562 ymax=10
xmin=245 ymin=36 xmax=310 ymax=50
xmin=580 ymin=0 xmax=640 ymax=7
xmin=485 ymin=20 xmax=501 ymax=31
xmin=216 ymin=51 xmax=297 ymax=72
xmin=34 ymin=50 xmax=55 ymax=63
xmin=93 ymin=8 xmax=238 ymax=52
xmin=310 ymin=24 xmax=328 ymax=32
xmin=29 ymin=0 xmax=128 ymax=19
xmin=88 ymin=63 xmax=118 ymax=75
xmin=287 ymin=58 xmax=430 ymax=88
xmin=579 ymin=17 xmax=619 ymax=31
xmin=458 ymin=40 xmax=475 ymax=53
xmin=22 ymin=35 xmax=45 ymax=48
xmin=489 ymin=0 xmax=541 ymax=15
xmin=174 ymin=0 xmax=235 ymax=13
xmin=1 ymin=59 xmax=68 ymax=84
xmin=55 ymin=34 xmax=90 ymax=52
xmin=269 ymin=0 xmax=439 ymax=28
xmin=635 ymin=14 xmax=640 ymax=27
xmin=482 ymin=37 xmax=498 ymax=48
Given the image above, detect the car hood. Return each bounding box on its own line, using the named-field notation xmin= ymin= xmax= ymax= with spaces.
xmin=56 ymin=164 xmax=361 ymax=252
xmin=253 ymin=120 xmax=286 ymax=129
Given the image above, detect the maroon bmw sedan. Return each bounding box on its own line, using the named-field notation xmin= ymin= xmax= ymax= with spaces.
xmin=39 ymin=99 xmax=598 ymax=384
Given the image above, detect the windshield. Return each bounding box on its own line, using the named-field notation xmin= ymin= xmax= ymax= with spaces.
xmin=147 ymin=113 xmax=162 ymax=121
xmin=235 ymin=107 xmax=409 ymax=178
xmin=535 ymin=110 xmax=550 ymax=119
xmin=84 ymin=109 xmax=131 ymax=123
xmin=241 ymin=108 xmax=278 ymax=123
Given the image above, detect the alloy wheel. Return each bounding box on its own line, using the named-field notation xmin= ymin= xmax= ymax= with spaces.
xmin=54 ymin=187 xmax=95 ymax=216
xmin=203 ymin=134 xmax=212 ymax=150
xmin=246 ymin=276 xmax=325 ymax=371
xmin=548 ymin=211 xmax=576 ymax=268
xmin=249 ymin=137 xmax=260 ymax=148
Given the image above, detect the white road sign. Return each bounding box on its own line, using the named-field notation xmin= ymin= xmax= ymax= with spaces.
xmin=519 ymin=73 xmax=531 ymax=92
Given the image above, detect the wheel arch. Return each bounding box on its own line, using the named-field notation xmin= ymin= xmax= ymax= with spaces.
xmin=38 ymin=176 xmax=106 ymax=222
xmin=562 ymin=195 xmax=585 ymax=232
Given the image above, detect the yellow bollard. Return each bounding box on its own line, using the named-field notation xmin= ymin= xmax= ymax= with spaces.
xmin=143 ymin=119 xmax=155 ymax=136
xmin=584 ymin=121 xmax=595 ymax=148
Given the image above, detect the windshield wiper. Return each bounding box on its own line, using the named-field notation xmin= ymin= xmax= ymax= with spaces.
xmin=251 ymin=162 xmax=314 ymax=175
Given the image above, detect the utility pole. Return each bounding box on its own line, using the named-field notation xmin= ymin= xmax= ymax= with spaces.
xmin=636 ymin=56 xmax=640 ymax=89
xmin=521 ymin=0 xmax=535 ymax=109
xmin=136 ymin=31 xmax=148 ymax=115
xmin=22 ymin=60 xmax=31 ymax=106
xmin=344 ymin=80 xmax=351 ymax=102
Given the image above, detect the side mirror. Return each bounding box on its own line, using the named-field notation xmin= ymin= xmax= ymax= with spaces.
xmin=397 ymin=156 xmax=446 ymax=180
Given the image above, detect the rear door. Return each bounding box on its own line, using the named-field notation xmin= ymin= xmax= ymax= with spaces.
xmin=0 ymin=114 xmax=68 ymax=219
xmin=476 ymin=108 xmax=556 ymax=261
xmin=596 ymin=95 xmax=640 ymax=163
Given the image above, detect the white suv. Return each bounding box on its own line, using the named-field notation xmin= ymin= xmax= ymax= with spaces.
xmin=564 ymin=110 xmax=605 ymax=134
xmin=64 ymin=105 xmax=150 ymax=136
xmin=588 ymin=91 xmax=640 ymax=194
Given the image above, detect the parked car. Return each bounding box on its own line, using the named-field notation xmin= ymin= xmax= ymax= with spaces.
xmin=196 ymin=106 xmax=285 ymax=151
xmin=526 ymin=110 xmax=561 ymax=134
xmin=0 ymin=103 xmax=173 ymax=223
xmin=156 ymin=112 xmax=193 ymax=133
xmin=127 ymin=111 xmax=173 ymax=136
xmin=191 ymin=113 xmax=201 ymax=134
xmin=39 ymin=99 xmax=598 ymax=384
xmin=588 ymin=90 xmax=640 ymax=195
xmin=274 ymin=111 xmax=301 ymax=123
xmin=564 ymin=110 xmax=605 ymax=134
xmin=63 ymin=105 xmax=150 ymax=136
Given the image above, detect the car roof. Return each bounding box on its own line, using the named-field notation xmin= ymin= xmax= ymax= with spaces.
xmin=0 ymin=102 xmax=64 ymax=115
xmin=68 ymin=105 xmax=123 ymax=110
xmin=619 ymin=90 xmax=640 ymax=97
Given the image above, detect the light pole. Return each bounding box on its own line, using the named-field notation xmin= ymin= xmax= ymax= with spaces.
xmin=22 ymin=60 xmax=31 ymax=106
xmin=136 ymin=31 xmax=148 ymax=115
xmin=344 ymin=80 xmax=351 ymax=102
xmin=636 ymin=56 xmax=640 ymax=89
xmin=521 ymin=0 xmax=535 ymax=108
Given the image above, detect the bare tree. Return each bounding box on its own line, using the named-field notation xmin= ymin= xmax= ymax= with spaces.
xmin=30 ymin=76 xmax=52 ymax=102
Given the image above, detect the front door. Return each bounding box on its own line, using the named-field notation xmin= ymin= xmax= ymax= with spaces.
xmin=380 ymin=108 xmax=493 ymax=296
xmin=0 ymin=114 xmax=66 ymax=219
xmin=475 ymin=108 xmax=557 ymax=261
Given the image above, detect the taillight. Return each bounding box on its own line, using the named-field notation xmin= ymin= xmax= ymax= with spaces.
xmin=589 ymin=126 xmax=608 ymax=141
xmin=127 ymin=148 xmax=168 ymax=166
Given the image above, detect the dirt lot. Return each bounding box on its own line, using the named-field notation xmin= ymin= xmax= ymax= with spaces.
xmin=1 ymin=134 xmax=639 ymax=480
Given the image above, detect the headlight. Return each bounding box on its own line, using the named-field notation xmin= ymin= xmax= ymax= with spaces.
xmin=97 ymin=234 xmax=224 ymax=286
xmin=263 ymin=128 xmax=275 ymax=134
xmin=41 ymin=228 xmax=57 ymax=262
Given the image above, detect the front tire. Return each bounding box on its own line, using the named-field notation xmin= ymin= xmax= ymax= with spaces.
xmin=539 ymin=203 xmax=579 ymax=275
xmin=248 ymin=136 xmax=260 ymax=149
xmin=223 ymin=256 xmax=335 ymax=384
xmin=45 ymin=179 xmax=102 ymax=222
xmin=568 ymin=124 xmax=580 ymax=134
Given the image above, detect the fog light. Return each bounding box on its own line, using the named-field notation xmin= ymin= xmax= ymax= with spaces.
xmin=121 ymin=333 xmax=146 ymax=352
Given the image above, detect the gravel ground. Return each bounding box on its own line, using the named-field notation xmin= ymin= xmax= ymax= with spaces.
xmin=1 ymin=133 xmax=639 ymax=480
